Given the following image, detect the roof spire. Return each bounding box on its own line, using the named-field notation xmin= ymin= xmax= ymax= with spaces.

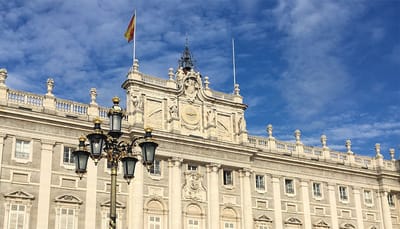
xmin=178 ymin=36 xmax=195 ymax=72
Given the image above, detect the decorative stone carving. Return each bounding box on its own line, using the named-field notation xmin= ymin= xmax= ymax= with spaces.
xmin=238 ymin=116 xmax=247 ymax=133
xmin=339 ymin=223 xmax=355 ymax=229
xmin=169 ymin=104 xmax=179 ymax=120
xmin=0 ymin=68 xmax=7 ymax=87
xmin=183 ymin=77 xmax=200 ymax=103
xmin=46 ymin=78 xmax=54 ymax=96
xmin=90 ymin=88 xmax=97 ymax=105
xmin=131 ymin=94 xmax=143 ymax=111
xmin=4 ymin=190 xmax=35 ymax=200
xmin=206 ymin=109 xmax=215 ymax=127
xmin=285 ymin=217 xmax=302 ymax=225
xmin=181 ymin=105 xmax=200 ymax=129
xmin=55 ymin=194 xmax=83 ymax=204
xmin=182 ymin=172 xmax=206 ymax=202
xmin=254 ymin=215 xmax=272 ymax=223
xmin=313 ymin=220 xmax=330 ymax=228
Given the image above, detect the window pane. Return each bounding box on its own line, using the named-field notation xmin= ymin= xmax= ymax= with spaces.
xmin=149 ymin=160 xmax=161 ymax=175
xmin=285 ymin=179 xmax=294 ymax=194
xmin=223 ymin=170 xmax=233 ymax=185
xmin=15 ymin=140 xmax=30 ymax=159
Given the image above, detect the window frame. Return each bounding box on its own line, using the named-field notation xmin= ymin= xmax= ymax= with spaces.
xmin=312 ymin=182 xmax=323 ymax=199
xmin=12 ymin=138 xmax=33 ymax=163
xmin=338 ymin=186 xmax=349 ymax=203
xmin=61 ymin=144 xmax=76 ymax=169
xmin=284 ymin=178 xmax=295 ymax=195
xmin=223 ymin=221 xmax=235 ymax=229
xmin=363 ymin=189 xmax=374 ymax=206
xmin=149 ymin=159 xmax=162 ymax=178
xmin=223 ymin=170 xmax=233 ymax=186
xmin=148 ymin=215 xmax=162 ymax=229
xmin=187 ymin=164 xmax=198 ymax=172
xmin=388 ymin=193 xmax=395 ymax=208
xmin=187 ymin=218 xmax=200 ymax=229
xmin=255 ymin=174 xmax=266 ymax=192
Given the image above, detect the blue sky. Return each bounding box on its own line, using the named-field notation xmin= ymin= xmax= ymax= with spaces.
xmin=1 ymin=0 xmax=399 ymax=158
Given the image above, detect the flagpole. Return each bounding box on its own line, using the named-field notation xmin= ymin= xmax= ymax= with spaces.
xmin=133 ymin=9 xmax=137 ymax=66
xmin=232 ymin=38 xmax=237 ymax=86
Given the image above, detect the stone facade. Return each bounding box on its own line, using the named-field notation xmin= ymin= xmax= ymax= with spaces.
xmin=0 ymin=57 xmax=399 ymax=229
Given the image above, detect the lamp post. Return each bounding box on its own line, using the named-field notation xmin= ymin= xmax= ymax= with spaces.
xmin=72 ymin=97 xmax=158 ymax=229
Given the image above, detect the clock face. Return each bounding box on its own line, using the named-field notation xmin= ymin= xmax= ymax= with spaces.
xmin=182 ymin=105 xmax=200 ymax=125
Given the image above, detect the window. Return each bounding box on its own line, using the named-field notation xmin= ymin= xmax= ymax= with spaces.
xmin=15 ymin=140 xmax=30 ymax=159
xmin=149 ymin=160 xmax=161 ymax=176
xmin=4 ymin=191 xmax=34 ymax=229
xmin=285 ymin=179 xmax=294 ymax=194
xmin=223 ymin=170 xmax=233 ymax=185
xmin=188 ymin=164 xmax=198 ymax=171
xmin=101 ymin=212 xmax=121 ymax=229
xmin=8 ymin=204 xmax=26 ymax=229
xmin=224 ymin=222 xmax=235 ymax=229
xmin=364 ymin=190 xmax=373 ymax=205
xmin=388 ymin=193 xmax=395 ymax=207
xmin=339 ymin=186 xmax=348 ymax=202
xmin=255 ymin=175 xmax=265 ymax=191
xmin=313 ymin=182 xmax=322 ymax=198
xmin=63 ymin=146 xmax=75 ymax=164
xmin=149 ymin=216 xmax=161 ymax=229
xmin=257 ymin=223 xmax=269 ymax=229
xmin=188 ymin=219 xmax=200 ymax=229
xmin=58 ymin=208 xmax=75 ymax=229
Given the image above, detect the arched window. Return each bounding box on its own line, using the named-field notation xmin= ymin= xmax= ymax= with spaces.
xmin=221 ymin=207 xmax=238 ymax=229
xmin=184 ymin=204 xmax=204 ymax=229
xmin=145 ymin=199 xmax=166 ymax=229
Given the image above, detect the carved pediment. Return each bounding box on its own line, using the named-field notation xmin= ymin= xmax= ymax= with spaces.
xmin=55 ymin=194 xmax=82 ymax=205
xmin=4 ymin=190 xmax=34 ymax=200
xmin=285 ymin=217 xmax=302 ymax=225
xmin=340 ymin=223 xmax=355 ymax=229
xmin=254 ymin=215 xmax=272 ymax=222
xmin=100 ymin=200 xmax=125 ymax=209
xmin=313 ymin=220 xmax=330 ymax=228
xmin=176 ymin=68 xmax=202 ymax=103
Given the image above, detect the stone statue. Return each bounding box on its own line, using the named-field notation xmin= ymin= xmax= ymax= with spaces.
xmin=169 ymin=104 xmax=178 ymax=119
xmin=131 ymin=94 xmax=143 ymax=111
xmin=46 ymin=78 xmax=54 ymax=96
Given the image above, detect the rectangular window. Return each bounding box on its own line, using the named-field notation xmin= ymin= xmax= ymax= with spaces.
xmin=15 ymin=140 xmax=30 ymax=159
xmin=285 ymin=179 xmax=294 ymax=194
xmin=149 ymin=216 xmax=161 ymax=229
xmin=364 ymin=190 xmax=373 ymax=205
xmin=223 ymin=170 xmax=233 ymax=185
xmin=188 ymin=164 xmax=198 ymax=171
xmin=63 ymin=146 xmax=75 ymax=164
xmin=339 ymin=186 xmax=348 ymax=201
xmin=257 ymin=223 xmax=269 ymax=229
xmin=8 ymin=204 xmax=26 ymax=229
xmin=188 ymin=219 xmax=200 ymax=229
xmin=313 ymin=182 xmax=322 ymax=197
xmin=224 ymin=222 xmax=235 ymax=229
xmin=388 ymin=193 xmax=395 ymax=207
xmin=255 ymin=175 xmax=265 ymax=190
xmin=149 ymin=160 xmax=161 ymax=176
xmin=59 ymin=208 xmax=75 ymax=229
xmin=102 ymin=212 xmax=121 ymax=229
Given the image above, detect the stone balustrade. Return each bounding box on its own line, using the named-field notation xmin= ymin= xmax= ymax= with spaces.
xmin=248 ymin=132 xmax=397 ymax=172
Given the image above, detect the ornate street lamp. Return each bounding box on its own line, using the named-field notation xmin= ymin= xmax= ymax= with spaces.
xmin=72 ymin=97 xmax=158 ymax=229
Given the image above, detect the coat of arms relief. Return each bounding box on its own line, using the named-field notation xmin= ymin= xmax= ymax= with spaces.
xmin=182 ymin=172 xmax=206 ymax=202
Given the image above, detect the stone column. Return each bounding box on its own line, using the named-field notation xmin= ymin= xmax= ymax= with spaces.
xmin=240 ymin=169 xmax=253 ymax=229
xmin=0 ymin=134 xmax=6 ymax=177
xmin=36 ymin=140 xmax=55 ymax=229
xmin=328 ymin=184 xmax=339 ymax=229
xmin=127 ymin=154 xmax=144 ymax=229
xmin=84 ymin=158 xmax=98 ymax=228
xmin=0 ymin=68 xmax=8 ymax=105
xmin=380 ymin=191 xmax=393 ymax=229
xmin=301 ymin=181 xmax=311 ymax=229
xmin=352 ymin=188 xmax=364 ymax=229
xmin=272 ymin=177 xmax=283 ymax=229
xmin=168 ymin=158 xmax=183 ymax=229
xmin=207 ymin=164 xmax=220 ymax=229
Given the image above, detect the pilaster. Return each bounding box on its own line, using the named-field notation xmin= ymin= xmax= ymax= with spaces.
xmin=300 ymin=181 xmax=311 ymax=229
xmin=239 ymin=169 xmax=253 ymax=229
xmin=127 ymin=153 xmax=144 ymax=229
xmin=206 ymin=163 xmax=220 ymax=229
xmin=328 ymin=184 xmax=339 ymax=229
xmin=272 ymin=176 xmax=283 ymax=229
xmin=0 ymin=68 xmax=7 ymax=105
xmin=168 ymin=157 xmax=183 ymax=229
xmin=0 ymin=134 xmax=6 ymax=177
xmin=380 ymin=191 xmax=393 ymax=229
xmin=36 ymin=140 xmax=55 ymax=229
xmin=352 ymin=189 xmax=364 ymax=229
xmin=84 ymin=157 xmax=98 ymax=228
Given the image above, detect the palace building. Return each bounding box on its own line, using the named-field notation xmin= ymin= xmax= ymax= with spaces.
xmin=0 ymin=47 xmax=399 ymax=229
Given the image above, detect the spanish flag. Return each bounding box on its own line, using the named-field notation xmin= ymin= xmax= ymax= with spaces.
xmin=124 ymin=13 xmax=135 ymax=43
